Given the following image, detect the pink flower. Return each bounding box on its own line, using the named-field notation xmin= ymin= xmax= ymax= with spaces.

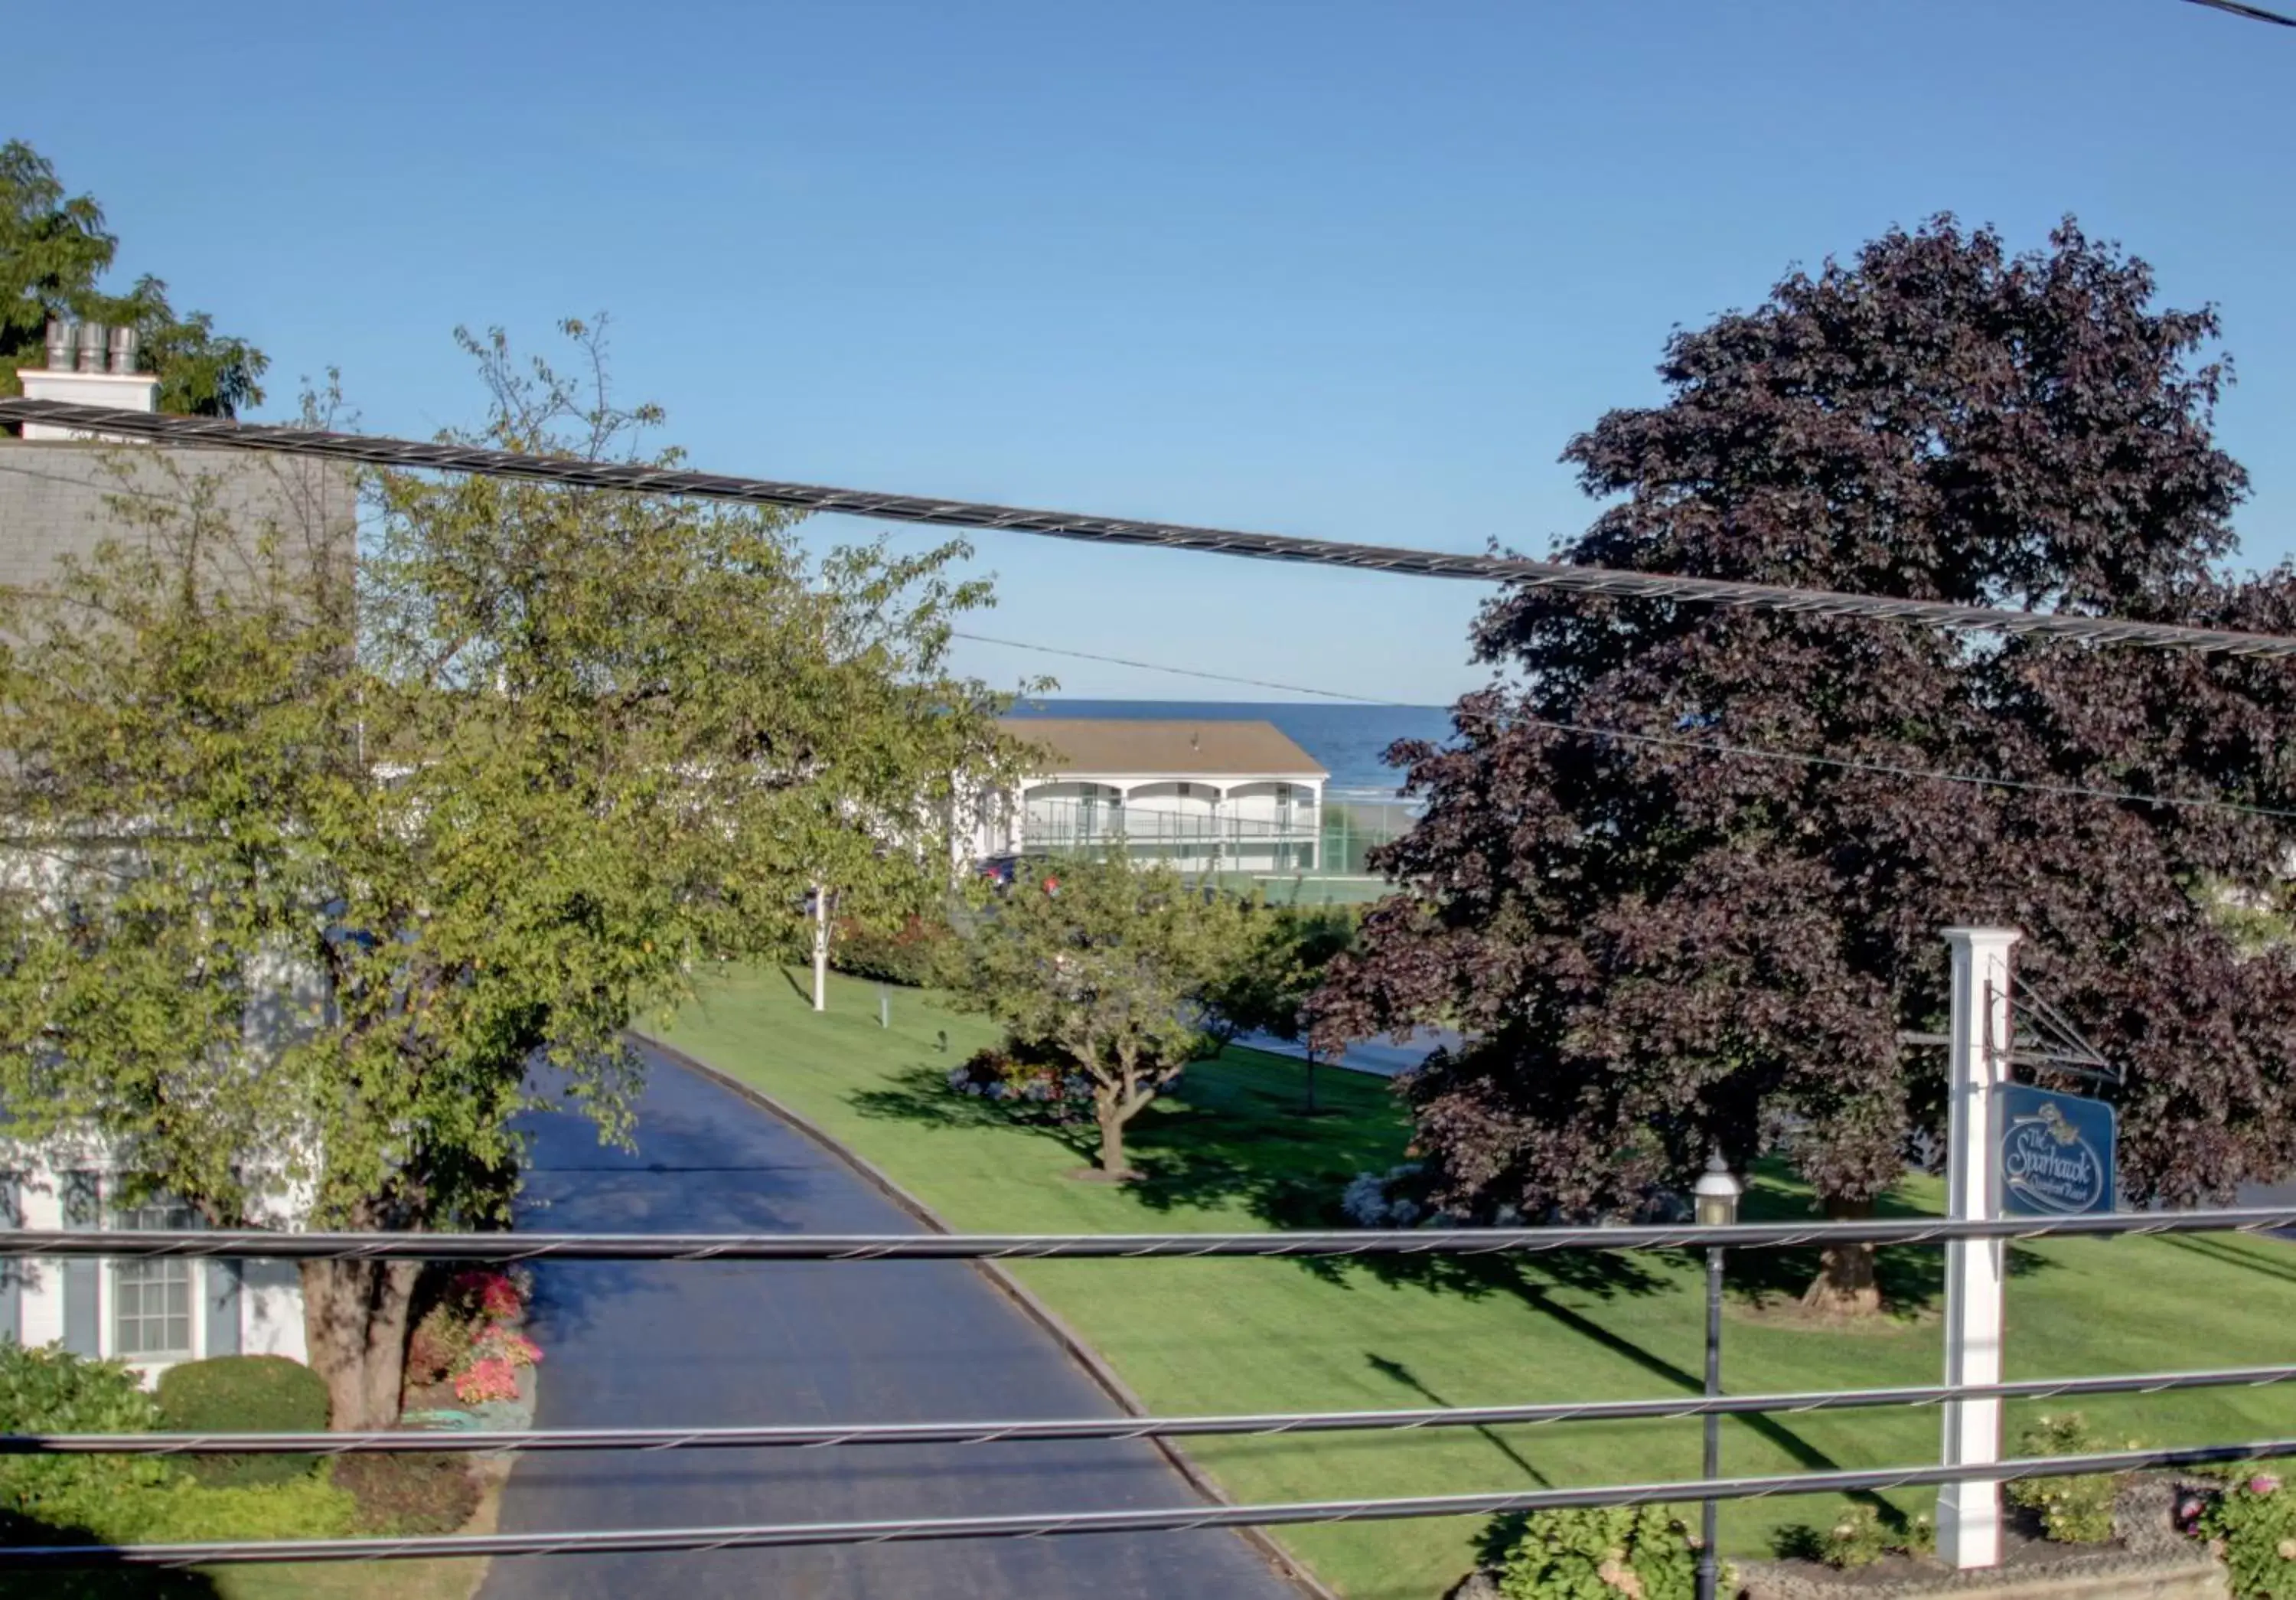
xmin=479 ymin=1278 xmax=525 ymax=1319
xmin=475 ymin=1327 xmax=543 ymax=1367
xmin=2252 ymin=1474 xmax=2282 ymax=1497
xmin=453 ymin=1356 xmax=521 ymax=1405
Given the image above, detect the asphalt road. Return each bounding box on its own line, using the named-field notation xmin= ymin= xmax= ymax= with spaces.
xmin=476 ymin=1044 xmax=1303 ymax=1600
xmin=1238 ymin=1027 xmax=1463 ymax=1079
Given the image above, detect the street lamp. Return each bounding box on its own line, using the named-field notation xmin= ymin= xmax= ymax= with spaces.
xmin=1692 ymin=1150 xmax=1743 ymax=1600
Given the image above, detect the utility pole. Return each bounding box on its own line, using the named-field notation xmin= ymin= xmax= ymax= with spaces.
xmin=1937 ymin=926 xmax=2019 ymax=1569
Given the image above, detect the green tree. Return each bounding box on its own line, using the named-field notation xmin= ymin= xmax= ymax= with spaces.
xmin=0 ymin=321 xmax=1017 ymax=1426
xmin=941 ymin=855 xmax=1252 ymax=1177
xmin=1200 ymin=903 xmax=1356 ymax=1112
xmin=0 ymin=139 xmax=267 ymax=414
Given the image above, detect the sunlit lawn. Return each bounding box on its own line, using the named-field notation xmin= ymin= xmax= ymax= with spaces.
xmin=653 ymin=965 xmax=2296 ymax=1600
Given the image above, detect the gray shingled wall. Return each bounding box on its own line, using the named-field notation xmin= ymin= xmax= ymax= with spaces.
xmin=0 ymin=441 xmax=354 ymax=593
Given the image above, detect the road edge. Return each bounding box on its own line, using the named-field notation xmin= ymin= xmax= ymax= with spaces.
xmin=628 ymin=1025 xmax=1341 ymax=1600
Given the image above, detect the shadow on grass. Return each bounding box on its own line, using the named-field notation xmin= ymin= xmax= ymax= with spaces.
xmin=2160 ymin=1232 xmax=2296 ymax=1290
xmin=0 ymin=1514 xmax=220 ymax=1598
xmin=1368 ymin=1354 xmax=1551 ymax=1487
xmin=1716 ymin=1179 xmax=2051 ymax=1317
xmin=849 ymin=1052 xmax=1407 ymax=1228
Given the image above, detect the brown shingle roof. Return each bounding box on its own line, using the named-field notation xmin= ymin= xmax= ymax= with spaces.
xmin=1001 ymin=718 xmax=1327 ymax=779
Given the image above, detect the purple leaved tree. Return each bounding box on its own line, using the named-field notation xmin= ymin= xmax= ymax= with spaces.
xmin=1313 ymin=217 xmax=2296 ymax=1315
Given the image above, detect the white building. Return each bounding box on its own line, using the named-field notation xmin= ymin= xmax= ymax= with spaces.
xmin=2 ymin=320 xmax=343 ymax=1370
xmin=983 ymin=718 xmax=1329 ymax=874
xmin=2 ymin=1155 xmax=308 ymax=1371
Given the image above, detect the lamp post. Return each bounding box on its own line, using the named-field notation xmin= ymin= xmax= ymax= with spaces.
xmin=1693 ymin=1150 xmax=1743 ymax=1600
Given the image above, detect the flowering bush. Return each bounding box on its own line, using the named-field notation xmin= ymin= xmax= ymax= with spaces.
xmin=1342 ymin=1163 xmax=1434 ymax=1228
xmin=452 ymin=1357 xmax=522 ymax=1406
xmin=448 ymin=1269 xmax=528 ymax=1322
xmin=946 ymin=1040 xmax=1091 ymax=1112
xmin=2006 ymin=1413 xmax=2135 ymax=1544
xmin=1818 ymin=1504 xmax=1935 ymax=1568
xmin=472 ymin=1326 xmax=543 ymax=1370
xmin=412 ymin=1263 xmax=542 ymax=1404
xmin=2200 ymin=1468 xmax=2296 ymax=1600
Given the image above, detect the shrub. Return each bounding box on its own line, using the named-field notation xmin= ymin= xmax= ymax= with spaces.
xmin=1495 ymin=1505 xmax=1698 ymax=1600
xmin=1342 ymin=1163 xmax=1431 ymax=1227
xmin=333 ymin=1450 xmax=480 ymax=1535
xmin=946 ymin=1038 xmax=1088 ymax=1112
xmin=1816 ymin=1503 xmax=1935 ymax=1568
xmin=2200 ymin=1469 xmax=2296 ymax=1600
xmin=155 ymin=1354 xmax=329 ymax=1488
xmin=406 ymin=1300 xmax=478 ymax=1386
xmin=2006 ymin=1413 xmax=2135 ymax=1544
xmin=0 ymin=1341 xmax=176 ymax=1537
xmin=831 ymin=914 xmax=949 ymax=987
xmin=126 ymin=1474 xmax=361 ymax=1543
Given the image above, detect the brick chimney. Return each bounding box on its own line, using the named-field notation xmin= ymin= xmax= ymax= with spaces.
xmin=15 ymin=318 xmax=161 ymax=439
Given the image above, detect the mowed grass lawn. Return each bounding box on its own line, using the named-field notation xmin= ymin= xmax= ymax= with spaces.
xmin=654 ymin=966 xmax=2296 ymax=1600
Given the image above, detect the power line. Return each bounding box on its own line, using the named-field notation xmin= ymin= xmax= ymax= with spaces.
xmin=6 ymin=1204 xmax=2294 ymax=1262
xmin=2182 ymin=0 xmax=2296 ymax=25
xmin=12 ymin=1363 xmax=2292 ymax=1458
xmin=963 ymin=631 xmax=2296 ymax=823
xmin=10 ymin=1438 xmax=2296 ymax=1569
xmin=8 ymin=398 xmax=2295 ymax=660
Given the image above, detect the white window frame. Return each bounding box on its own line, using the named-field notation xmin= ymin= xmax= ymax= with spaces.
xmin=102 ymin=1180 xmax=204 ymax=1368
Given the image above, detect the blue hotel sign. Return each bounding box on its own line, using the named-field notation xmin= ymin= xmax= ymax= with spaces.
xmin=1997 ymin=1085 xmax=2117 ymax=1217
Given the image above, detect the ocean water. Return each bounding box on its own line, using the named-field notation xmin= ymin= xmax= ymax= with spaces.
xmin=1004 ymin=698 xmax=1453 ymax=793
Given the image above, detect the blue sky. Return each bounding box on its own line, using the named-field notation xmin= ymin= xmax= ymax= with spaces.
xmin=18 ymin=0 xmax=2296 ymax=704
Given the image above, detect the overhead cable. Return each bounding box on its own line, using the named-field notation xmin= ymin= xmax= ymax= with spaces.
xmin=11 ymin=1363 xmax=2293 ymax=1458
xmin=6 ymin=1204 xmax=2294 ymax=1262
xmin=2181 ymin=0 xmax=2296 ymax=26
xmin=10 ymin=1438 xmax=2296 ymax=1568
xmin=968 ymin=632 xmax=2296 ymax=821
xmin=6 ymin=397 xmax=2295 ymax=660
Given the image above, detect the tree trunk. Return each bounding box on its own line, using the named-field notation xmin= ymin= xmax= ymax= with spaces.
xmin=302 ymin=1258 xmax=421 ymax=1430
xmin=1800 ymin=1194 xmax=1883 ymax=1318
xmin=1094 ymin=1101 xmax=1130 ymax=1177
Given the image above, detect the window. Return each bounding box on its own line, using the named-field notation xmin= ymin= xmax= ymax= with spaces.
xmin=113 ymin=1197 xmax=198 ymax=1359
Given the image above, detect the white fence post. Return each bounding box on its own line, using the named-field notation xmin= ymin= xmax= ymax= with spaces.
xmin=1937 ymin=925 xmax=2020 ymax=1569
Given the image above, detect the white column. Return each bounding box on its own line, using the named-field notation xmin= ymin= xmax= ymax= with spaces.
xmin=1936 ymin=926 xmax=2020 ymax=1569
xmin=811 ymin=883 xmax=829 ymax=1013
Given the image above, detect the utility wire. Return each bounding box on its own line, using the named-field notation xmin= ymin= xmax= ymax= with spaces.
xmin=2183 ymin=0 xmax=2296 ymax=25
xmin=11 ymin=1364 xmax=2293 ymax=1458
xmin=962 ymin=631 xmax=2296 ymax=822
xmin=11 ymin=1438 xmax=2296 ymax=1569
xmin=7 ymin=398 xmax=2295 ymax=660
xmin=6 ymin=1205 xmax=2294 ymax=1262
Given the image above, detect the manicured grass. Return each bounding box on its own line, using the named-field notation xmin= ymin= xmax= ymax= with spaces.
xmin=657 ymin=965 xmax=2296 ymax=1600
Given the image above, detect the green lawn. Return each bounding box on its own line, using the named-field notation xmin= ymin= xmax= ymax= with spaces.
xmin=653 ymin=965 xmax=2296 ymax=1600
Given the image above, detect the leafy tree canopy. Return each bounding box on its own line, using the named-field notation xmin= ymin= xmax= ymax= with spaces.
xmin=1312 ymin=218 xmax=2296 ymax=1310
xmin=1 ymin=139 xmax=266 ymax=415
xmin=939 ymin=854 xmax=1253 ymax=1176
xmin=0 ymin=320 xmax=1019 ymax=1420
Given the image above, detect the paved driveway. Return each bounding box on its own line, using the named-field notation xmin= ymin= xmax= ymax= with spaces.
xmin=478 ymin=1044 xmax=1303 ymax=1600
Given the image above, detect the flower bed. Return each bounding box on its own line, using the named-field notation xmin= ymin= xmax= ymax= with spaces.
xmin=404 ymin=1267 xmax=543 ymax=1415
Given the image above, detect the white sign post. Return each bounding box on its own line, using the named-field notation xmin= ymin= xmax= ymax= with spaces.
xmin=1936 ymin=926 xmax=2020 ymax=1569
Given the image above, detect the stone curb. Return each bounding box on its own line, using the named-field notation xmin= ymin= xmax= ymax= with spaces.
xmin=627 ymin=1027 xmax=1341 ymax=1600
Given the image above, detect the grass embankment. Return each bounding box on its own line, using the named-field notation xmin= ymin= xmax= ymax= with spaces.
xmin=658 ymin=965 xmax=2296 ymax=1600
